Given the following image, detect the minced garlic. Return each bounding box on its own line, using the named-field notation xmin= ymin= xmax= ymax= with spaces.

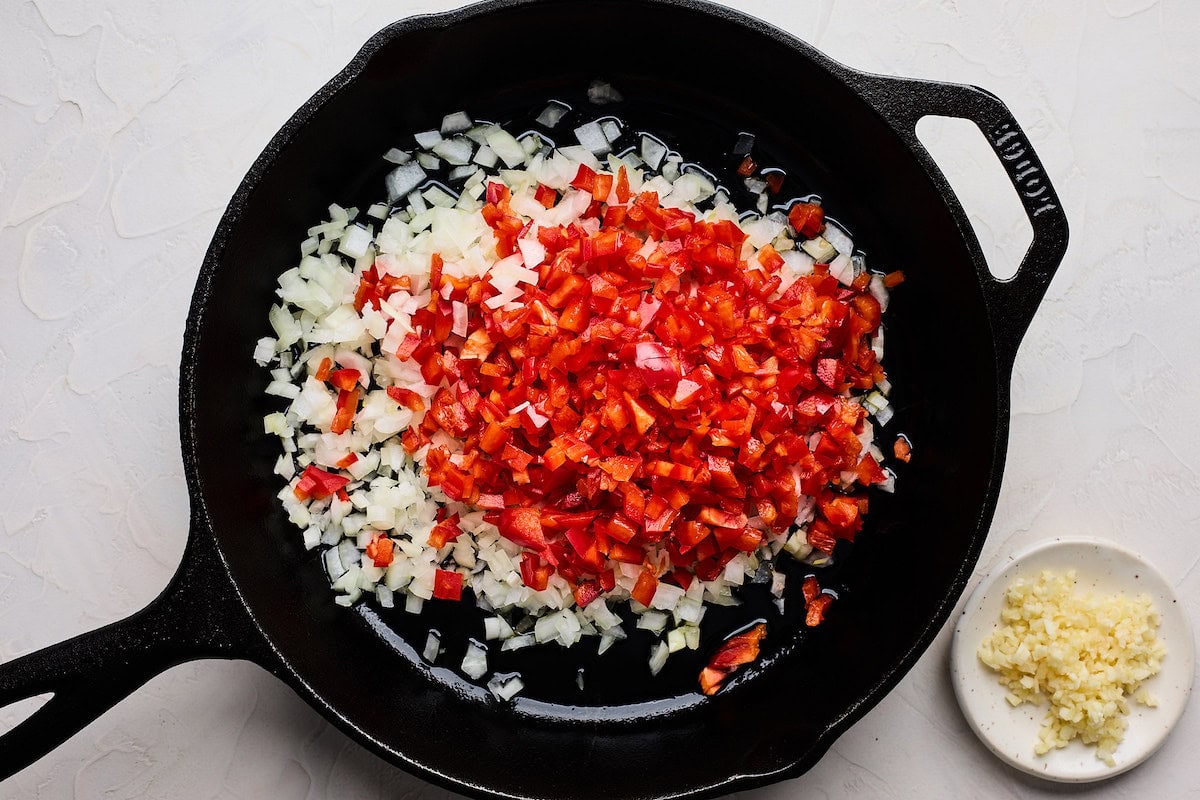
xmin=977 ymin=569 xmax=1166 ymax=766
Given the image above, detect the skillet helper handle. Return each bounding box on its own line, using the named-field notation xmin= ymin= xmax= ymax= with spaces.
xmin=852 ymin=73 xmax=1069 ymax=370
xmin=0 ymin=519 xmax=269 ymax=780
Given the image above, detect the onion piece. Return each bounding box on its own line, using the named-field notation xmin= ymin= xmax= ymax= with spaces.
xmin=601 ymin=119 xmax=622 ymax=143
xmin=485 ymin=128 xmax=527 ymax=168
xmin=323 ymin=547 xmax=346 ymax=580
xmin=385 ymin=162 xmax=427 ymax=202
xmin=440 ymin=111 xmax=473 ymax=134
xmin=383 ymin=148 xmax=411 ymax=164
xmin=640 ymin=135 xmax=668 ymax=170
xmin=338 ymin=224 xmax=373 ymax=260
xmin=574 ymin=120 xmax=611 ymax=156
xmin=588 ymin=79 xmax=623 ymax=105
xmin=414 ymin=129 xmax=443 ymax=149
xmin=800 ymin=236 xmax=837 ymax=263
xmin=423 ymin=631 xmax=441 ymax=662
xmin=433 ymin=137 xmax=474 ymax=166
xmin=487 ymin=673 xmax=524 ymax=701
xmin=473 ymin=144 xmax=498 ymax=169
xmin=500 ymin=634 xmax=535 ymax=652
xmin=536 ymin=101 xmax=570 ymax=128
xmin=823 ymin=221 xmax=854 ymax=255
xmin=648 ymin=640 xmax=670 ymax=675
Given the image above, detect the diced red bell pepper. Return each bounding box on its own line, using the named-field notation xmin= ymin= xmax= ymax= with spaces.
xmin=331 ymin=387 xmax=360 ymax=434
xmin=697 ymin=507 xmax=747 ymax=529
xmin=396 ymin=332 xmax=421 ymax=360
xmin=534 ymin=183 xmax=558 ymax=209
xmin=802 ymin=576 xmax=821 ymax=605
xmin=498 ymin=507 xmax=546 ymax=550
xmin=432 ymin=568 xmax=464 ymax=601
xmin=386 ymin=385 xmax=425 ymax=412
xmin=573 ymin=581 xmax=602 ymax=608
xmin=593 ymin=173 xmax=613 ymax=202
xmin=292 ymin=464 xmax=350 ymax=502
xmin=520 ymin=553 xmax=554 ymax=591
xmin=314 ymin=357 xmax=333 ymax=382
xmin=328 ymin=368 xmax=360 ymax=391
xmin=365 ymin=534 xmax=394 ymax=567
xmin=615 ymin=166 xmax=631 ymax=204
xmin=569 ymin=164 xmax=597 ymax=193
xmin=698 ymin=623 xmax=766 ymax=695
xmin=788 ymin=202 xmax=825 ymax=239
xmin=805 ymin=593 xmax=833 ymax=627
xmin=428 ymin=253 xmax=444 ymax=293
xmin=856 ymin=453 xmax=888 ymax=484
xmin=631 ymin=569 xmax=657 ymax=607
xmin=428 ymin=514 xmax=464 ymax=548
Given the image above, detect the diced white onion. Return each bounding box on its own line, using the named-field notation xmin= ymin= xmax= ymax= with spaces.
xmin=423 ymin=631 xmax=441 ymax=662
xmin=433 ymin=137 xmax=474 ymax=166
xmin=574 ymin=121 xmax=611 ymax=156
xmin=648 ymin=641 xmax=670 ymax=675
xmin=487 ymin=673 xmax=525 ymax=701
xmin=485 ymin=129 xmax=527 ymax=168
xmin=441 ymin=111 xmax=473 ymax=134
xmin=536 ymin=101 xmax=569 ymax=128
xmin=640 ymin=135 xmax=668 ymax=170
xmin=386 ymin=162 xmax=427 ymax=202
xmin=461 ymin=642 xmax=488 ymax=679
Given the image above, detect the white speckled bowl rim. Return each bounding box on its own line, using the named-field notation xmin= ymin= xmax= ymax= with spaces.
xmin=950 ymin=536 xmax=1195 ymax=782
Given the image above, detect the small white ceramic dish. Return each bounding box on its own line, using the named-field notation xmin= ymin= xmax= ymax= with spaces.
xmin=950 ymin=537 xmax=1194 ymax=782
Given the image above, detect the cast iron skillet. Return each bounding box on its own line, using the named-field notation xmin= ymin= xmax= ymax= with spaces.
xmin=0 ymin=0 xmax=1068 ymax=796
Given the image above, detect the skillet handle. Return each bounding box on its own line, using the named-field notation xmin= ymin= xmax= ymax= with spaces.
xmin=849 ymin=73 xmax=1069 ymax=370
xmin=0 ymin=516 xmax=271 ymax=781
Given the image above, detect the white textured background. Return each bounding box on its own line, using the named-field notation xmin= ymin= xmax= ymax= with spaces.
xmin=2 ymin=0 xmax=1198 ymax=797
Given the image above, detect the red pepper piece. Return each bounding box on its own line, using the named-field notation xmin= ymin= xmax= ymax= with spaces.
xmin=573 ymin=581 xmax=601 ymax=608
xmin=520 ymin=553 xmax=554 ymax=591
xmin=433 ymin=569 xmax=464 ymax=601
xmin=396 ymin=332 xmax=421 ymax=360
xmin=428 ymin=514 xmax=463 ymax=548
xmin=386 ymin=386 xmax=425 ymax=412
xmin=788 ymin=202 xmax=825 ymax=239
xmin=801 ymin=576 xmax=820 ymax=605
xmin=314 ymin=357 xmax=333 ymax=382
xmin=614 ymin=166 xmax=631 ymax=204
xmin=331 ymin=387 xmax=360 ymax=434
xmin=631 ymin=569 xmax=657 ymax=607
xmin=534 ymin=183 xmax=557 ymax=209
xmin=498 ymin=507 xmax=546 ymax=551
xmin=292 ymin=465 xmax=349 ymax=502
xmin=805 ymin=593 xmax=833 ymax=627
xmin=698 ymin=623 xmax=766 ymax=695
xmin=329 ymin=368 xmax=360 ymax=391
xmin=569 ymin=164 xmax=597 ymax=193
xmin=365 ymin=534 xmax=394 ymax=568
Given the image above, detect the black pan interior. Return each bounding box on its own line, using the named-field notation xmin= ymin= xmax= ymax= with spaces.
xmin=186 ymin=1 xmax=1000 ymax=797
